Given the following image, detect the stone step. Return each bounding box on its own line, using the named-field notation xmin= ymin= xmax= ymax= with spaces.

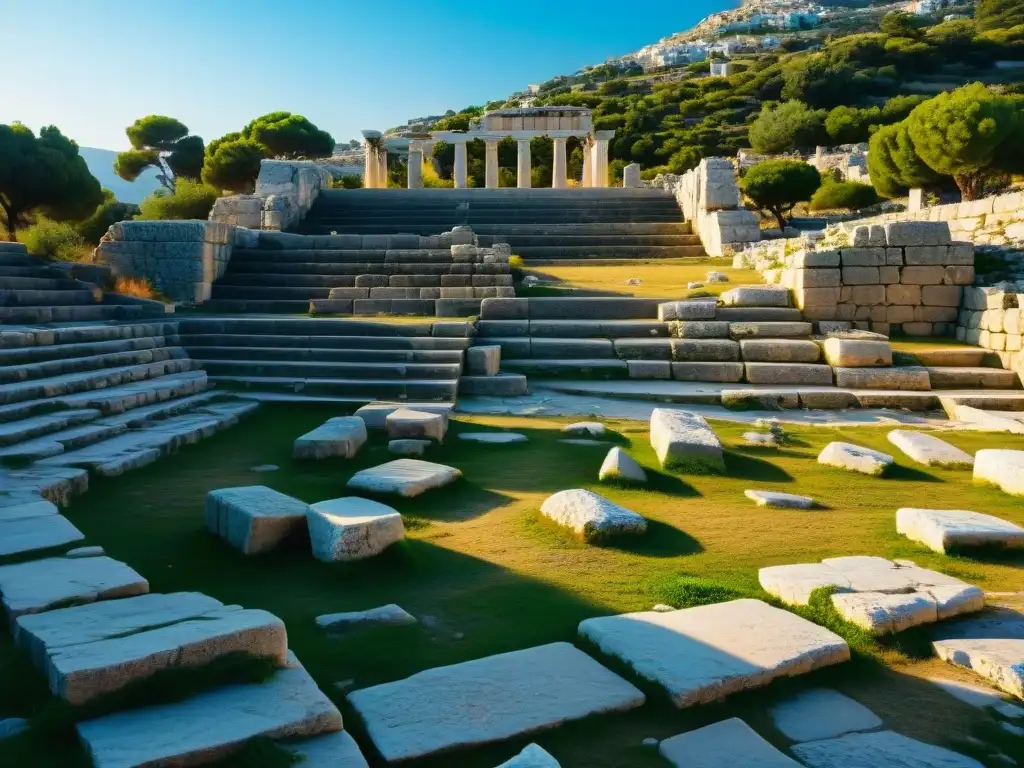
xmin=715 ymin=307 xmax=805 ymax=322
xmin=184 ymin=345 xmax=464 ymax=364
xmin=472 ymin=234 xmax=702 ymax=247
xmin=216 ymin=272 xmax=510 ymax=289
xmin=477 ymin=319 xmax=669 ymax=339
xmin=0 ymin=304 xmax=152 ymax=324
xmin=458 ymin=373 xmax=530 ymax=397
xmin=199 ymin=299 xmax=313 ymax=314
xmin=37 ymin=400 xmax=258 ymax=477
xmin=0 ymin=359 xmax=197 ymax=407
xmin=0 ymin=409 xmax=100 ymax=447
xmin=908 ymin=348 xmax=995 ymax=367
xmin=0 ymin=265 xmax=55 ymax=278
xmin=296 ymin=222 xmax=693 ymax=236
xmin=502 ymin=358 xmax=629 ymax=377
xmin=176 ymin=316 xmax=467 ymax=338
xmin=95 ymin=390 xmax=224 ymax=428
xmin=0 ymin=323 xmax=175 ymax=350
xmin=0 ymin=335 xmax=165 ymax=367
xmin=224 ymin=261 xmax=510 ymax=276
xmin=0 ymin=420 xmax=130 ymax=462
xmin=177 ymin=333 xmax=469 ymax=351
xmin=511 ymin=245 xmax=705 ymax=259
xmin=43 ymin=370 xmax=211 ymax=416
xmin=0 ymin=276 xmax=81 ymax=290
xmin=926 ymin=366 xmax=1020 ymax=390
xmin=481 ymin=297 xmax=667 ymax=321
xmin=0 ymin=288 xmax=97 ymax=307
xmin=939 ymin=392 xmax=1024 ymax=414
xmin=210 ymin=375 xmax=458 ymax=402
xmin=0 ymin=250 xmax=34 ymax=267
xmin=0 ymin=346 xmax=186 ymax=385
xmin=194 ymin=359 xmax=462 ymax=381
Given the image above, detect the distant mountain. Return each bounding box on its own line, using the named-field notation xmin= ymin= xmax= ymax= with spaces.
xmin=79 ymin=147 xmax=161 ymax=204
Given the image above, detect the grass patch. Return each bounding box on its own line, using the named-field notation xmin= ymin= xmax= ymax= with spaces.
xmin=522 ymin=259 xmax=760 ymax=299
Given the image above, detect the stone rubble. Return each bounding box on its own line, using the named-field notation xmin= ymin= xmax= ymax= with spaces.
xmin=649 ymin=408 xmax=725 ymax=473
xmin=744 ymin=490 xmax=816 ymax=509
xmin=496 ymin=743 xmax=561 ymax=767
xmin=932 ymin=607 xmax=1024 ymax=700
xmin=598 ymin=447 xmax=648 ymax=484
xmin=385 ymin=408 xmax=447 ymax=443
xmin=316 ymin=604 xmax=417 ymax=632
xmin=388 ymin=438 xmax=432 ymax=456
xmin=974 ymin=449 xmax=1024 ymax=497
xmin=769 ymin=688 xmax=882 ymax=743
xmin=887 ymin=430 xmax=974 ymax=469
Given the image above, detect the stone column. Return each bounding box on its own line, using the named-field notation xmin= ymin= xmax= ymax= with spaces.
xmin=363 ymin=143 xmax=377 ymax=189
xmin=454 ymin=141 xmax=468 ymax=189
xmin=377 ymin=150 xmax=388 ymax=189
xmin=592 ymin=132 xmax=612 ymax=188
xmin=517 ymin=139 xmax=532 ymax=189
xmin=582 ymin=139 xmax=593 ymax=187
xmin=551 ymin=137 xmax=567 ymax=189
xmin=623 ymin=163 xmax=641 ymax=188
xmin=484 ymin=140 xmax=500 ymax=189
xmin=909 ymin=188 xmax=924 ymax=212
xmin=407 ymin=142 xmax=423 ymax=189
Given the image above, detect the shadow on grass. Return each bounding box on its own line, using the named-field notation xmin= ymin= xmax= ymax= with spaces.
xmin=723 ymin=451 xmax=794 ymax=483
xmin=608 ymin=518 xmax=703 ymax=558
xmin=945 ymin=545 xmax=1024 ymax=567
xmin=644 ymin=470 xmax=702 ymax=498
xmin=885 ymin=464 xmax=944 ymax=483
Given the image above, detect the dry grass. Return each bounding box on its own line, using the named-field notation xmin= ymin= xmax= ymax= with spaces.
xmin=524 ymin=258 xmax=762 ymax=298
xmin=113 ymin=276 xmax=160 ymax=301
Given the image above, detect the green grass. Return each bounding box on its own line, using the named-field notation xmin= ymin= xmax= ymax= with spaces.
xmin=522 ymin=259 xmax=759 ymax=299
xmin=2 ymin=405 xmax=1023 ymax=767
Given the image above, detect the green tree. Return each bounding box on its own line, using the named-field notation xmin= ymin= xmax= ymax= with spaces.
xmin=977 ymin=0 xmax=1024 ymax=31
xmin=740 ymin=159 xmax=821 ymax=230
xmin=809 ymin=180 xmax=880 ymax=211
xmin=77 ymin=189 xmax=138 ymax=244
xmin=748 ymin=101 xmax=825 ymax=154
xmin=867 ymin=122 xmax=946 ymax=197
xmin=115 ymin=116 xmax=204 ymax=192
xmin=243 ymin=112 xmax=335 ymax=159
xmin=906 ymin=82 xmax=1021 ymax=199
xmin=824 ymin=105 xmax=880 ymax=144
xmin=880 ymin=11 xmax=920 ymax=38
xmin=0 ymin=123 xmax=104 ymax=241
xmin=202 ymin=139 xmax=266 ymax=193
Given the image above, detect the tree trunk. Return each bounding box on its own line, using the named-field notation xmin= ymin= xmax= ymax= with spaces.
xmin=0 ymin=203 xmax=16 ymax=242
xmin=770 ymin=207 xmax=787 ymax=231
xmin=955 ymin=172 xmax=984 ymax=201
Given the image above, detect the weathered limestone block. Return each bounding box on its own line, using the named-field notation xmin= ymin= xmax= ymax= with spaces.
xmin=841 ymin=267 xmax=879 ymax=285
xmin=316 ymin=604 xmax=416 ymax=632
xmin=901 ymin=266 xmax=946 ymax=284
xmin=823 ymin=338 xmax=892 ymax=368
xmin=388 ymin=439 xmax=431 ymax=457
xmin=658 ymin=300 xmax=717 ymax=321
xmin=205 ymin=486 xmax=308 ymax=555
xmin=347 ymin=459 xmax=461 ymax=498
xmin=740 ymin=339 xmax=820 ymax=363
xmin=307 ymin=497 xmax=405 ymax=562
xmin=346 ymin=642 xmax=644 ymax=762
xmin=578 ymin=600 xmax=850 ymax=708
xmin=497 ymin=743 xmax=561 ymax=768
xmin=769 ymin=689 xmax=882 ymax=743
xmin=793 ymin=730 xmax=983 ymax=767
xmin=833 ymin=366 xmax=930 ymax=390
xmin=886 ymin=284 xmax=922 ymax=305
xmin=884 ymin=221 xmax=952 ymax=247
xmin=722 ymin=389 xmax=800 ymax=410
xmin=932 ymin=607 xmax=1024 ymax=700
xmin=904 ymin=245 xmax=950 ymax=266
xmin=974 ymin=449 xmax=1024 ymax=496
xmin=660 ymin=718 xmax=802 ymax=768
xmin=897 ymin=508 xmax=1024 ymax=554
xmin=818 ymin=442 xmax=893 ymax=476
xmin=887 ymin=431 xmax=973 ymax=468
xmin=744 ymin=363 xmax=833 ymax=385
xmin=355 ymin=403 xmax=452 ymax=430
xmin=671 ymin=361 xmax=745 ymax=382
xmin=599 ymin=447 xmax=647 ymax=484
xmin=650 ymin=409 xmax=725 ymax=473
xmin=293 ymin=417 xmax=367 ymax=460
xmin=728 ymin=322 xmax=812 ymax=339
xmin=0 ymin=515 xmax=84 ymax=558
xmin=744 ymin=490 xmax=816 ymax=509
xmin=540 ymin=489 xmax=647 ymax=542
xmin=720 ymin=286 xmax=790 ymax=307
xmin=922 ymin=285 xmax=963 ymax=307
xmin=670 ymin=338 xmax=740 ymax=362
xmin=467 ymin=345 xmax=501 ymax=376
xmin=831 ymin=591 xmax=938 ymax=634
xmin=385 ymin=408 xmax=447 ymax=443
xmin=285 ymin=731 xmax=369 ymax=768
xmin=668 ymin=321 xmax=730 ymax=339
xmin=840 ymin=248 xmax=884 ymax=266
xmin=792 ymin=249 xmax=841 ymax=268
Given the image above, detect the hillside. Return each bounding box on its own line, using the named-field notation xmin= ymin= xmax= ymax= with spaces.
xmin=78 ymin=146 xmax=161 ymax=204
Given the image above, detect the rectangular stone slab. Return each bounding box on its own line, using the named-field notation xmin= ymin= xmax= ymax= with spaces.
xmin=578 ymin=599 xmax=849 ymax=707
xmin=46 ymin=607 xmax=287 ymax=705
xmin=932 ymin=608 xmax=1024 ymax=699
xmin=0 ymin=497 xmax=59 ymax=522
xmin=293 ymin=416 xmax=368 ymax=459
xmin=0 ymin=556 xmax=149 ymax=623
xmin=887 ymin=431 xmax=974 ymax=469
xmin=285 ymin=731 xmax=369 ymax=767
xmin=205 ymin=485 xmax=309 ymax=555
xmin=346 ymin=642 xmax=644 ymax=762
xmin=792 ymin=730 xmax=983 ymax=768
xmin=346 ymin=459 xmax=461 ymax=498
xmin=649 ymin=408 xmax=725 ymax=473
xmin=897 ymin=508 xmax=1024 ymax=554
xmin=660 ymin=718 xmax=803 ymax=767
xmin=78 ymin=653 xmax=342 ymax=768
xmin=0 ymin=514 xmax=84 ymax=557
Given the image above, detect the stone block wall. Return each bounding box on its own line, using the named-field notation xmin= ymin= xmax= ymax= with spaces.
xmin=956 ymin=286 xmax=1024 ymax=382
xmin=209 ymin=160 xmax=333 ymax=231
xmin=94 ymin=220 xmax=236 ymax=303
xmin=657 ymin=158 xmax=761 ymax=257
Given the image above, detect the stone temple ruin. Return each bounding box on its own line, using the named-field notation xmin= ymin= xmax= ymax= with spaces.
xmin=3 ymin=131 xmax=1024 ymax=766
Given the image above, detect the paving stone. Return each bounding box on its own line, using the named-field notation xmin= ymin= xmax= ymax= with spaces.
xmin=897 ymin=508 xmax=1024 ymax=554
xmin=659 ymin=718 xmax=802 ymax=768
xmin=0 ymin=556 xmax=148 ymax=622
xmin=540 ymin=489 xmax=647 ymax=543
xmin=66 ymin=546 xmax=104 ymax=559
xmin=744 ymin=490 xmax=816 ymax=509
xmin=563 ymin=421 xmax=606 ymax=436
xmin=578 ymin=599 xmax=849 ymax=707
xmin=293 ymin=417 xmax=368 ymax=460
xmin=346 ymin=642 xmax=644 ymax=763
xmin=0 ymin=514 xmax=84 ymax=557
xmin=769 ymin=688 xmax=882 ymax=743
xmin=975 ymin=450 xmax=1024 ymax=497
xmin=77 ymin=652 xmax=342 ymax=768
xmin=388 ymin=439 xmax=432 ymax=456
xmin=307 ymin=497 xmax=405 ymax=562
xmin=285 ymin=731 xmax=369 ymax=768
xmin=458 ymin=432 xmax=529 ymax=444
xmin=933 ymin=607 xmax=1024 ymax=700
xmin=316 ymin=604 xmax=417 ymax=632
xmin=0 ymin=497 xmax=59 ymax=522
xmin=205 ymin=485 xmax=308 ymax=555
xmin=599 ymin=447 xmax=647 ymax=484
xmin=792 ymin=730 xmax=982 ymax=768
xmin=650 ymin=408 xmax=725 ymax=473
xmin=496 ymin=743 xmax=560 ymax=767
xmin=818 ymin=441 xmax=894 ymax=476
xmin=887 ymin=431 xmax=974 ymax=469
xmin=347 ymin=459 xmax=461 ymax=498
xmin=823 ymin=338 xmax=893 ymax=367
xmin=385 ymin=408 xmax=447 ymax=442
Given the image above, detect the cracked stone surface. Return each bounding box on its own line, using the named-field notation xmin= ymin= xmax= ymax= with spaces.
xmin=770 ymin=688 xmax=882 ymax=743
xmin=792 ymin=730 xmax=984 ymax=767
xmin=540 ymin=489 xmax=647 ymax=543
xmin=897 ymin=508 xmax=1024 ymax=554
xmin=347 ymin=459 xmax=461 ymax=498
xmin=932 ymin=608 xmax=1024 ymax=700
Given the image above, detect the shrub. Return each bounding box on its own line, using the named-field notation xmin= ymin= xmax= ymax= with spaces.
xmin=508 ymin=255 xmax=525 ymax=269
xmin=333 ymin=175 xmax=362 ymax=189
xmin=114 ymin=276 xmax=162 ymax=301
xmin=201 ymin=139 xmax=265 ymax=194
xmin=740 ymin=159 xmax=822 ymax=229
xmin=422 ymin=161 xmax=454 ymax=189
xmin=18 ymin=219 xmax=89 ymax=262
xmin=809 ymin=180 xmax=880 ymax=211
xmin=137 ymin=179 xmax=220 ymax=221
xmin=77 ymin=190 xmax=138 ymax=244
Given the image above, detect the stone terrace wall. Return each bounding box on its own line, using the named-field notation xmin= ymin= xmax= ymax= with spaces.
xmin=739 ymin=221 xmax=974 ymax=337
xmin=656 ymin=158 xmax=761 ymax=257
xmin=210 ymin=160 xmax=333 ymax=231
xmin=94 ymin=221 xmax=236 ymax=303
xmin=957 ymin=285 xmax=1024 ymax=381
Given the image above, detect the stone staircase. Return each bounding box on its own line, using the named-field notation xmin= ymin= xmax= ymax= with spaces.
xmin=293 ymin=188 xmax=705 ymax=262
xmin=0 ymin=323 xmax=256 ymax=495
xmin=0 ymin=243 xmax=166 ymax=324
xmin=175 ymin=316 xmax=471 ymax=403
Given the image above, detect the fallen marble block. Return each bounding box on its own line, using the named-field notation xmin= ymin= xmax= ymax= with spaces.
xmin=385 ymin=408 xmax=447 ymax=442
xmin=0 ymin=514 xmax=84 ymax=557
xmin=744 ymin=490 xmax=816 ymax=509
xmin=659 ymin=718 xmax=802 ymax=767
xmin=205 ymin=485 xmax=308 ymax=555
xmin=388 ymin=439 xmax=431 ymax=456
xmin=887 ymin=430 xmax=973 ymax=469
xmin=897 ymin=508 xmax=1024 ymax=554
xmin=346 ymin=459 xmax=461 ymax=498
xmin=578 ymin=599 xmax=849 ymax=708
xmin=540 ymin=489 xmax=647 ymax=543
xmin=285 ymin=731 xmax=369 ymax=768
xmin=77 ymin=652 xmax=342 ymax=767
xmin=496 ymin=743 xmax=561 ymax=767
xmin=792 ymin=730 xmax=984 ymax=768
xmin=650 ymin=408 xmax=725 ymax=473
xmin=458 ymin=432 xmax=529 ymax=444
xmin=307 ymin=497 xmax=405 ymax=562
xmin=598 ymin=447 xmax=647 ymax=484
xmin=769 ymin=688 xmax=882 ymax=743
xmin=316 ymin=604 xmax=416 ymax=632
xmin=0 ymin=556 xmax=148 ymax=623
xmin=818 ymin=441 xmax=893 ymax=477
xmin=347 ymin=642 xmax=644 ymax=762
xmin=933 ymin=607 xmax=1024 ymax=700
xmin=293 ymin=416 xmax=367 ymax=460
xmin=975 ymin=449 xmax=1024 ymax=497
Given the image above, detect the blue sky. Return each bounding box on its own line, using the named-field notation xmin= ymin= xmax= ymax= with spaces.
xmin=1 ymin=0 xmax=734 ymax=151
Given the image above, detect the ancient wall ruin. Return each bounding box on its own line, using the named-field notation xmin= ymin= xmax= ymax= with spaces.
xmin=209 ymin=160 xmax=334 ymax=231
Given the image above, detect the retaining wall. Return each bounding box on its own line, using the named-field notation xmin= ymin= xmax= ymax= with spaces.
xmin=209 ymin=160 xmax=333 ymax=231
xmin=956 ymin=285 xmax=1024 ymax=381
